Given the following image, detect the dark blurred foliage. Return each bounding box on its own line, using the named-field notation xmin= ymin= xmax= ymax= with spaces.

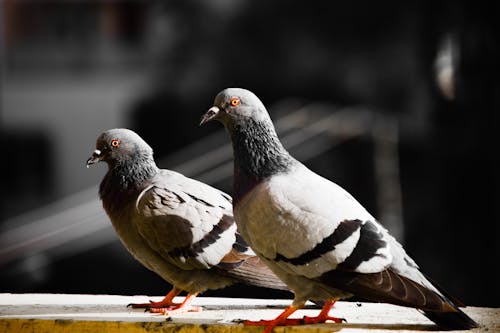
xmin=1 ymin=0 xmax=498 ymax=306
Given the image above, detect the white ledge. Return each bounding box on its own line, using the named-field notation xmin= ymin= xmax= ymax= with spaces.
xmin=0 ymin=293 xmax=497 ymax=332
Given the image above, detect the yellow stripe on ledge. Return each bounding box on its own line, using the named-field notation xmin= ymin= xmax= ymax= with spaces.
xmin=1 ymin=320 xmax=279 ymax=333
xmin=0 ymin=294 xmax=497 ymax=333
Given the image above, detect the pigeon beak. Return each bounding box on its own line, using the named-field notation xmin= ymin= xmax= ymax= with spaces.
xmin=86 ymin=149 xmax=102 ymax=168
xmin=199 ymin=106 xmax=220 ymax=126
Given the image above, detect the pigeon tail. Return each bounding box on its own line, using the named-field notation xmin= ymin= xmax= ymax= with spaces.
xmin=418 ymin=274 xmax=478 ymax=329
xmin=422 ymin=308 xmax=479 ymax=330
xmin=218 ymin=252 xmax=289 ymax=291
xmin=320 ymin=268 xmax=478 ymax=329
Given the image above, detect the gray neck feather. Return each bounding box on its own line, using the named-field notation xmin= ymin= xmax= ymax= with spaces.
xmin=231 ymin=117 xmax=294 ymax=180
xmin=99 ymin=152 xmax=159 ymax=208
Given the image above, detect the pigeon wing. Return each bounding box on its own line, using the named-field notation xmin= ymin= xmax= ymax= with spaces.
xmin=238 ymin=164 xmax=392 ymax=279
xmin=135 ymin=170 xmax=237 ymax=270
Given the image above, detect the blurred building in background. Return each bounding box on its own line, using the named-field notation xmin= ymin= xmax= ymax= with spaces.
xmin=1 ymin=1 xmax=498 ymax=305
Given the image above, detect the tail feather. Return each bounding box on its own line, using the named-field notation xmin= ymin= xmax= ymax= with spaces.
xmin=423 ymin=274 xmax=466 ymax=307
xmin=423 ymin=308 xmax=479 ymax=330
xmin=320 ymin=268 xmax=479 ymax=330
xmin=218 ymin=254 xmax=289 ymax=290
xmin=217 ymin=235 xmax=288 ymax=291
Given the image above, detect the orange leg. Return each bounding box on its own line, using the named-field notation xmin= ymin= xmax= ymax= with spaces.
xmin=301 ymin=300 xmax=345 ymax=324
xmin=244 ymin=305 xmax=301 ymax=333
xmin=244 ymin=300 xmax=344 ymax=333
xmin=149 ymin=292 xmax=202 ymax=315
xmin=128 ymin=287 xmax=202 ymax=314
xmin=128 ymin=287 xmax=181 ymax=309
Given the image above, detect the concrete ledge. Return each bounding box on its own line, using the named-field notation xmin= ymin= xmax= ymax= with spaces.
xmin=0 ymin=294 xmax=497 ymax=332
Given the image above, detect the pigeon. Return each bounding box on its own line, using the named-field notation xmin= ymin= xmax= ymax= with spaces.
xmin=86 ymin=128 xmax=287 ymax=314
xmin=200 ymin=88 xmax=479 ymax=331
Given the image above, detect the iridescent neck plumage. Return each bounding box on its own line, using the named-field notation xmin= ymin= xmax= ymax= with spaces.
xmin=230 ymin=117 xmax=294 ymax=202
xmin=99 ymin=154 xmax=159 ymax=214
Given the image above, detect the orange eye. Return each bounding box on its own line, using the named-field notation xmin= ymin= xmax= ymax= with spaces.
xmin=111 ymin=139 xmax=120 ymax=148
xmin=230 ymin=97 xmax=240 ymax=107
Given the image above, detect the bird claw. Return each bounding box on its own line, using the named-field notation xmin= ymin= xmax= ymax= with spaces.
xmin=133 ymin=304 xmax=202 ymax=315
xmin=301 ymin=314 xmax=346 ymax=324
xmin=243 ymin=318 xmax=305 ymax=327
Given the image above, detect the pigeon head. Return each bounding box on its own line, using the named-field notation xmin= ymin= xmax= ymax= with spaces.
xmin=86 ymin=128 xmax=154 ymax=168
xmin=199 ymin=88 xmax=271 ymax=129
xmin=201 ymin=88 xmax=294 ymax=187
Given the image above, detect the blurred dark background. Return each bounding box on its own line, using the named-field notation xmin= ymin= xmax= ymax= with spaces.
xmin=1 ymin=1 xmax=498 ymax=306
